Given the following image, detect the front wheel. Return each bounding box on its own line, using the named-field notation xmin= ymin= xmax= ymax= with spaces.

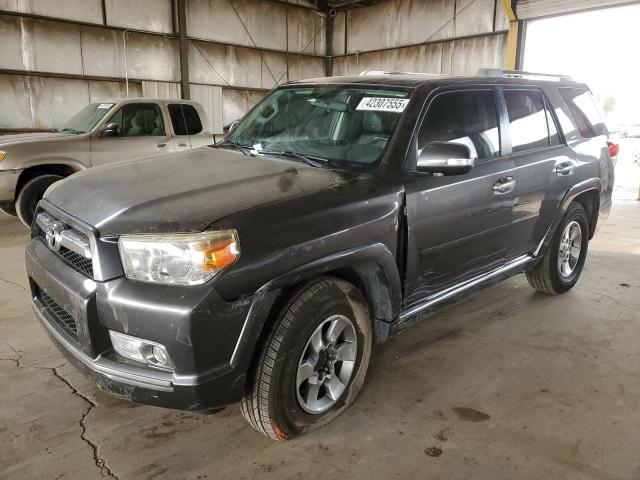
xmin=15 ymin=174 xmax=64 ymax=227
xmin=526 ymin=202 xmax=590 ymax=294
xmin=241 ymin=278 xmax=372 ymax=441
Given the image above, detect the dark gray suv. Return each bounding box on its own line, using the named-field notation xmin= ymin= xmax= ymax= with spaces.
xmin=25 ymin=69 xmax=615 ymax=440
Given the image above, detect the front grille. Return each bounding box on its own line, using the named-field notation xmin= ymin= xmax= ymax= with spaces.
xmin=38 ymin=289 xmax=79 ymax=343
xmin=37 ymin=218 xmax=94 ymax=278
xmin=57 ymin=245 xmax=94 ymax=277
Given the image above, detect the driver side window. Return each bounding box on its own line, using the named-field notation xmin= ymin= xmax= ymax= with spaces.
xmin=106 ymin=104 xmax=165 ymax=137
xmin=419 ymin=90 xmax=500 ymax=160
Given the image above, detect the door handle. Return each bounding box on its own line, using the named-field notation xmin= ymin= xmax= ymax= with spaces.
xmin=156 ymin=143 xmax=167 ymax=148
xmin=492 ymin=177 xmax=516 ymax=195
xmin=554 ymin=161 xmax=576 ymax=176
xmin=178 ymin=142 xmax=188 ymax=147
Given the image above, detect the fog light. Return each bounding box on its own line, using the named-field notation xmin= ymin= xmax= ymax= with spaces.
xmin=151 ymin=345 xmax=168 ymax=366
xmin=109 ymin=330 xmax=174 ymax=370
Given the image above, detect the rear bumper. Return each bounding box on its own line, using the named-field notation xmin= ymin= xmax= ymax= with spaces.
xmin=26 ymin=237 xmax=273 ymax=411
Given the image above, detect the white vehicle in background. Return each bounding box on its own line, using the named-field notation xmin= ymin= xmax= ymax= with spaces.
xmin=608 ymin=125 xmax=628 ymax=138
xmin=0 ymin=99 xmax=213 ymax=226
xmin=627 ymin=124 xmax=640 ymax=138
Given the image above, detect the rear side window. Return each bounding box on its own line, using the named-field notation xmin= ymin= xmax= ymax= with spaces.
xmin=419 ymin=90 xmax=500 ymax=160
xmin=558 ymin=87 xmax=605 ymax=139
xmin=503 ymin=90 xmax=550 ymax=153
xmin=169 ymin=104 xmax=203 ymax=135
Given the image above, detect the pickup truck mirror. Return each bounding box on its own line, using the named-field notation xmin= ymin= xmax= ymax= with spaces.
xmin=99 ymin=123 xmax=120 ymax=138
xmin=416 ymin=142 xmax=474 ymax=175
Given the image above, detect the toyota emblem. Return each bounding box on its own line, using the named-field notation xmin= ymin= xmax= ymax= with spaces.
xmin=45 ymin=223 xmax=65 ymax=252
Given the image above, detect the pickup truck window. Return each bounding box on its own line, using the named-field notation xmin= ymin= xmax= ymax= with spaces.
xmin=62 ymin=103 xmax=114 ymax=133
xmin=418 ymin=90 xmax=500 ymax=159
xmin=227 ymin=85 xmax=412 ymax=167
xmin=559 ymin=87 xmax=605 ymax=139
xmin=169 ymin=104 xmax=203 ymax=135
xmin=503 ymin=90 xmax=550 ymax=153
xmin=108 ymin=103 xmax=165 ymax=137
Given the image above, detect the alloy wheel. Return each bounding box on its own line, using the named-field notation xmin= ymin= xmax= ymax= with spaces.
xmin=558 ymin=220 xmax=582 ymax=278
xmin=296 ymin=314 xmax=357 ymax=414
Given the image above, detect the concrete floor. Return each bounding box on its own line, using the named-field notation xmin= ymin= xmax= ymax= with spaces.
xmin=1 ymin=198 xmax=639 ymax=480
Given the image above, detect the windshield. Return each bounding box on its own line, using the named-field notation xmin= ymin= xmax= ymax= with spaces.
xmin=227 ymin=85 xmax=412 ymax=168
xmin=62 ymin=102 xmax=115 ymax=133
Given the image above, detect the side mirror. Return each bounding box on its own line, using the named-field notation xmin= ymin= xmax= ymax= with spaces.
xmin=99 ymin=123 xmax=120 ymax=138
xmin=416 ymin=142 xmax=474 ymax=175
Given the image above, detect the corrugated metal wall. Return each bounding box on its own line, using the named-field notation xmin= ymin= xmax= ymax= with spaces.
xmin=0 ymin=0 xmax=509 ymax=132
xmin=331 ymin=0 xmax=509 ymax=76
xmin=0 ymin=0 xmax=325 ymax=133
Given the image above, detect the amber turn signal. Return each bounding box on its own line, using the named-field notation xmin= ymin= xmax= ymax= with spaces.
xmin=199 ymin=236 xmax=240 ymax=270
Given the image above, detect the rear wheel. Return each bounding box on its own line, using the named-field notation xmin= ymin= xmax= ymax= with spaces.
xmin=526 ymin=203 xmax=590 ymax=294
xmin=241 ymin=278 xmax=372 ymax=441
xmin=15 ymin=174 xmax=64 ymax=227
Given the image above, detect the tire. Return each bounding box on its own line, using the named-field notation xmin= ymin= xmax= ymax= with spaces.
xmin=241 ymin=277 xmax=372 ymax=441
xmin=15 ymin=174 xmax=64 ymax=227
xmin=526 ymin=202 xmax=590 ymax=294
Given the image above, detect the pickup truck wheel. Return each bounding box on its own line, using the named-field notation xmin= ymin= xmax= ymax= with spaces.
xmin=240 ymin=278 xmax=372 ymax=441
xmin=526 ymin=203 xmax=589 ymax=294
xmin=16 ymin=174 xmax=64 ymax=227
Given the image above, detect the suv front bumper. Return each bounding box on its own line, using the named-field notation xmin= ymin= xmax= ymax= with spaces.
xmin=26 ymin=236 xmax=270 ymax=412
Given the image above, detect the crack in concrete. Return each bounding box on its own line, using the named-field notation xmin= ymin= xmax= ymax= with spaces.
xmin=52 ymin=368 xmax=120 ymax=480
xmin=0 ymin=344 xmax=24 ymax=367
xmin=1 ymin=342 xmax=119 ymax=480
xmin=0 ymin=275 xmax=27 ymax=292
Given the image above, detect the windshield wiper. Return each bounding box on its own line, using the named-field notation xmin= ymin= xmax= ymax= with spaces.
xmin=60 ymin=128 xmax=84 ymax=134
xmin=256 ymin=149 xmax=332 ymax=169
xmin=213 ymin=141 xmax=253 ymax=156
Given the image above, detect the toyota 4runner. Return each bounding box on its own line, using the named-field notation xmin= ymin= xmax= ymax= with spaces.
xmin=25 ymin=69 xmax=615 ymax=440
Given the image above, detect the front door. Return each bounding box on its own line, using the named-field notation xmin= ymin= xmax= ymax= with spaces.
xmin=404 ymin=88 xmax=515 ymax=304
xmin=90 ymin=103 xmax=172 ymax=166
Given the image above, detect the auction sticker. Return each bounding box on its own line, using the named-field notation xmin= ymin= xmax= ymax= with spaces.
xmin=97 ymin=103 xmax=114 ymax=109
xmin=356 ymin=97 xmax=409 ymax=112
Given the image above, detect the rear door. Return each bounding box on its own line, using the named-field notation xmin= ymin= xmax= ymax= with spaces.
xmin=90 ymin=102 xmax=171 ymax=166
xmin=500 ymin=87 xmax=575 ymax=258
xmin=403 ymin=88 xmax=516 ymax=304
xmin=168 ymin=103 xmax=210 ymax=150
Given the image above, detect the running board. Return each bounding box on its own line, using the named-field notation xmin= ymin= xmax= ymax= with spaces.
xmin=398 ymin=254 xmax=534 ymax=323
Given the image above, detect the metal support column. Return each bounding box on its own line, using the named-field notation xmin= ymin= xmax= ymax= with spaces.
xmin=177 ymin=0 xmax=190 ymax=99
xmin=515 ymin=19 xmax=526 ymax=69
xmin=500 ymin=0 xmax=525 ymax=69
xmin=324 ymin=14 xmax=334 ymax=77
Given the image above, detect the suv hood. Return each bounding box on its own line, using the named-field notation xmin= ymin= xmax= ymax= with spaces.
xmin=0 ymin=132 xmax=75 ymax=146
xmin=45 ymin=147 xmax=352 ymax=236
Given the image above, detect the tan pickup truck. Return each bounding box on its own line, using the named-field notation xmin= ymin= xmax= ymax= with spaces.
xmin=0 ymin=98 xmax=213 ymax=226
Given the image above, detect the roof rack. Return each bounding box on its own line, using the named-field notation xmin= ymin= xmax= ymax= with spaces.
xmin=359 ymin=70 xmax=440 ymax=76
xmin=476 ymin=68 xmax=574 ymax=82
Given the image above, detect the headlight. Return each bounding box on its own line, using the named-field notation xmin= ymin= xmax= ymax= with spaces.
xmin=118 ymin=230 xmax=239 ymax=285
